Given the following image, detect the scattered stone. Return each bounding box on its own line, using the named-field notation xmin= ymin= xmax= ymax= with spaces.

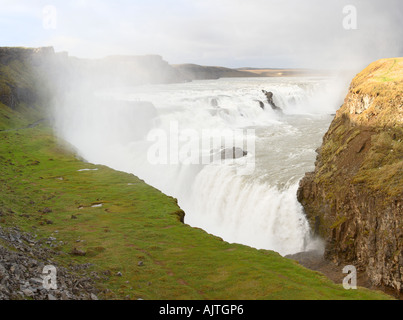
xmin=47 ymin=293 xmax=57 ymax=300
xmin=22 ymin=289 xmax=34 ymax=297
xmin=0 ymin=226 xmax=102 ymax=300
xmin=138 ymin=261 xmax=144 ymax=267
xmin=61 ymin=292 xmax=69 ymax=300
xmin=29 ymin=278 xmax=43 ymax=286
xmin=0 ymin=264 xmax=7 ymax=279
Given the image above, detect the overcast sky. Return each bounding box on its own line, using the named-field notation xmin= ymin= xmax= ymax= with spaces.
xmin=1 ymin=0 xmax=402 ymax=70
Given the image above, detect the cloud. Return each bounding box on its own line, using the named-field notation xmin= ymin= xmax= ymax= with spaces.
xmin=0 ymin=0 xmax=402 ymax=70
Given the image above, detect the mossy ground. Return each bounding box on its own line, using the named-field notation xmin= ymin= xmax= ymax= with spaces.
xmin=0 ymin=105 xmax=392 ymax=300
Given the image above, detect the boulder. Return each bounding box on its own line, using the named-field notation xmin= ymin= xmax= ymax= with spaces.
xmin=257 ymin=100 xmax=265 ymax=110
xmin=220 ymin=147 xmax=248 ymax=160
xmin=262 ymin=90 xmax=281 ymax=111
xmin=211 ymin=98 xmax=219 ymax=107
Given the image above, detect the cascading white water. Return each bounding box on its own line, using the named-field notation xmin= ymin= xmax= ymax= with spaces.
xmin=184 ymin=166 xmax=312 ymax=254
xmin=54 ymin=77 xmax=343 ymax=256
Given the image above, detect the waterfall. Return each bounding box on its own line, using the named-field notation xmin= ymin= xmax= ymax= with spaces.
xmin=53 ymin=77 xmax=340 ymax=256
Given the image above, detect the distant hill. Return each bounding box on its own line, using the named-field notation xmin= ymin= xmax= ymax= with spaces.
xmin=236 ymin=68 xmax=329 ymax=77
xmin=172 ymin=63 xmax=263 ymax=81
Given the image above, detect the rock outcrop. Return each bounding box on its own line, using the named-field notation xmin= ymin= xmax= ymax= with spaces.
xmin=262 ymin=90 xmax=282 ymax=111
xmin=297 ymin=58 xmax=403 ymax=293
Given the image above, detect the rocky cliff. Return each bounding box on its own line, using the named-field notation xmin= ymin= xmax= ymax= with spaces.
xmin=298 ymin=58 xmax=403 ymax=293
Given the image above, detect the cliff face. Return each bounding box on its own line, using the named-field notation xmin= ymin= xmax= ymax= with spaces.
xmin=298 ymin=58 xmax=403 ymax=292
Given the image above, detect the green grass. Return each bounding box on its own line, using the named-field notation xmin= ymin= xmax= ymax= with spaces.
xmin=0 ymin=102 xmax=44 ymax=130
xmin=0 ymin=118 xmax=392 ymax=300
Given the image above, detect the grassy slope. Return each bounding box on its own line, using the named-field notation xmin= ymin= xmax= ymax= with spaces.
xmin=0 ymin=105 xmax=391 ymax=300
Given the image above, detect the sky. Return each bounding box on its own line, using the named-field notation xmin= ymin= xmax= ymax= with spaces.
xmin=0 ymin=0 xmax=402 ymax=69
